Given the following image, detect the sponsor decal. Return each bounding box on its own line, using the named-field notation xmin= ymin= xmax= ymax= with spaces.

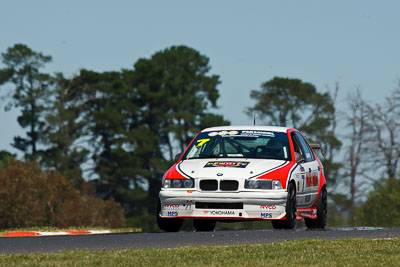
xmin=167 ymin=211 xmax=178 ymax=216
xmin=312 ymin=172 xmax=318 ymax=186
xmin=203 ymin=210 xmax=209 ymax=215
xmin=208 ymin=210 xmax=235 ymax=216
xmin=204 ymin=161 xmax=249 ymax=168
xmin=240 ymin=130 xmax=275 ymax=137
xmin=306 ymin=172 xmax=318 ymax=187
xmin=208 ymin=131 xmax=239 ymax=137
xmin=164 ymin=204 xmax=180 ymax=210
xmin=261 ymin=213 xmax=272 ymax=218
xmin=306 ymin=173 xmax=312 ymax=187
xmin=260 ymin=205 xmax=276 ymax=211
xmin=196 ymin=138 xmax=210 ymax=147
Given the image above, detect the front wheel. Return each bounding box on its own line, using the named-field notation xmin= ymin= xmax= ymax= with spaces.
xmin=156 ymin=200 xmax=183 ymax=232
xmin=193 ymin=219 xmax=216 ymax=231
xmin=305 ymin=187 xmax=327 ymax=229
xmin=272 ymin=182 xmax=297 ymax=229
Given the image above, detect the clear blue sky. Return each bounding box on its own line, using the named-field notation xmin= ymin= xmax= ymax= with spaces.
xmin=1 ymin=0 xmax=399 ymax=154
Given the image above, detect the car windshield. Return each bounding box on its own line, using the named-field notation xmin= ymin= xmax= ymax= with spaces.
xmin=183 ymin=130 xmax=292 ymax=161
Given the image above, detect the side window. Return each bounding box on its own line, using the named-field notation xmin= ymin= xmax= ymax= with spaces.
xmin=294 ymin=132 xmax=314 ymax=162
xmin=291 ymin=133 xmax=303 ymax=155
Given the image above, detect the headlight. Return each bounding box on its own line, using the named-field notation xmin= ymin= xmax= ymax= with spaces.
xmin=164 ymin=179 xmax=194 ymax=188
xmin=245 ymin=179 xmax=282 ymax=189
xmin=272 ymin=180 xmax=282 ymax=189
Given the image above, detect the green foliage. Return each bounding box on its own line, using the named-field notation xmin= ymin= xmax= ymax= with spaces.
xmin=248 ymin=77 xmax=325 ymax=127
xmin=0 ymin=150 xmax=16 ymax=165
xmin=40 ymin=73 xmax=89 ymax=187
xmin=131 ymin=45 xmax=229 ymax=156
xmin=0 ymin=44 xmax=52 ymax=160
xmin=326 ymin=204 xmax=346 ymax=227
xmin=355 ymin=178 xmax=400 ymax=227
xmin=68 ymin=69 xmax=150 ymax=211
xmin=0 ymin=160 xmax=124 ymax=228
xmin=199 ymin=113 xmax=230 ymax=130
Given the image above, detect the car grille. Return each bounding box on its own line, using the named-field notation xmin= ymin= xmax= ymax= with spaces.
xmin=200 ymin=180 xmax=218 ymax=191
xmin=220 ymin=180 xmax=239 ymax=191
xmin=195 ymin=202 xmax=243 ymax=209
xmin=199 ymin=179 xmax=239 ymax=191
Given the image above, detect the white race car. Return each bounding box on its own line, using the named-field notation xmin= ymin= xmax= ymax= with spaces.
xmin=157 ymin=126 xmax=327 ymax=231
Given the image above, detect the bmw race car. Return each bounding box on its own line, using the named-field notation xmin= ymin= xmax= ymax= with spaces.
xmin=157 ymin=126 xmax=327 ymax=232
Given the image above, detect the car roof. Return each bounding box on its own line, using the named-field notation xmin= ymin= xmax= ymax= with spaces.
xmin=201 ymin=125 xmax=290 ymax=133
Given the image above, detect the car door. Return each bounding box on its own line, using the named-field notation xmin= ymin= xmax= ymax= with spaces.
xmin=291 ymin=132 xmax=320 ymax=208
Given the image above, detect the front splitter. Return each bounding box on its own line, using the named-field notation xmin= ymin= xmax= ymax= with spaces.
xmin=160 ymin=205 xmax=286 ymax=220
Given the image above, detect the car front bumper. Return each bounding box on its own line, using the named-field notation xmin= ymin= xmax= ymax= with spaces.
xmin=159 ymin=189 xmax=288 ymax=220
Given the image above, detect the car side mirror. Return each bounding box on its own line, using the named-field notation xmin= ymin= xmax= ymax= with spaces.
xmin=174 ymin=152 xmax=183 ymax=162
xmin=295 ymin=152 xmax=305 ymax=163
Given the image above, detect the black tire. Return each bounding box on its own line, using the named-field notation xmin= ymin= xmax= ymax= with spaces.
xmin=156 ymin=200 xmax=183 ymax=232
xmin=305 ymin=187 xmax=327 ymax=229
xmin=193 ymin=219 xmax=216 ymax=231
xmin=272 ymin=182 xmax=297 ymax=230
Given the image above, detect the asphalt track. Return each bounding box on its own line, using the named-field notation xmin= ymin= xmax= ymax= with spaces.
xmin=0 ymin=228 xmax=399 ymax=254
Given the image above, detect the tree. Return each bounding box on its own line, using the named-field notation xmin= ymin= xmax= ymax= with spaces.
xmin=0 ymin=44 xmax=52 ymax=160
xmin=66 ymin=69 xmax=163 ymax=221
xmin=248 ymin=77 xmax=326 ymax=128
xmin=247 ymin=77 xmax=341 ymax=187
xmin=40 ymin=73 xmax=89 ymax=187
xmin=366 ymin=85 xmax=400 ymax=180
xmin=131 ymin=45 xmax=229 ymax=160
xmin=68 ymin=70 xmax=143 ymax=203
xmin=343 ymin=89 xmax=373 ymax=225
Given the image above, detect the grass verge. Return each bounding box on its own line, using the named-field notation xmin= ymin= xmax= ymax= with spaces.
xmin=0 ymin=238 xmax=399 ymax=266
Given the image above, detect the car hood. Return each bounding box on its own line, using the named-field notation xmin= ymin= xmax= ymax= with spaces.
xmin=177 ymin=158 xmax=289 ymax=179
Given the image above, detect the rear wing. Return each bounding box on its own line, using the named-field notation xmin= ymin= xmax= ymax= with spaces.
xmin=310 ymin=143 xmax=324 ymax=158
xmin=309 ymin=143 xmax=321 ymax=150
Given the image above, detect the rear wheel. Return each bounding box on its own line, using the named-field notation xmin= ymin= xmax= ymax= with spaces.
xmin=305 ymin=187 xmax=327 ymax=229
xmin=193 ymin=219 xmax=216 ymax=231
xmin=156 ymin=200 xmax=183 ymax=232
xmin=272 ymin=182 xmax=297 ymax=229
